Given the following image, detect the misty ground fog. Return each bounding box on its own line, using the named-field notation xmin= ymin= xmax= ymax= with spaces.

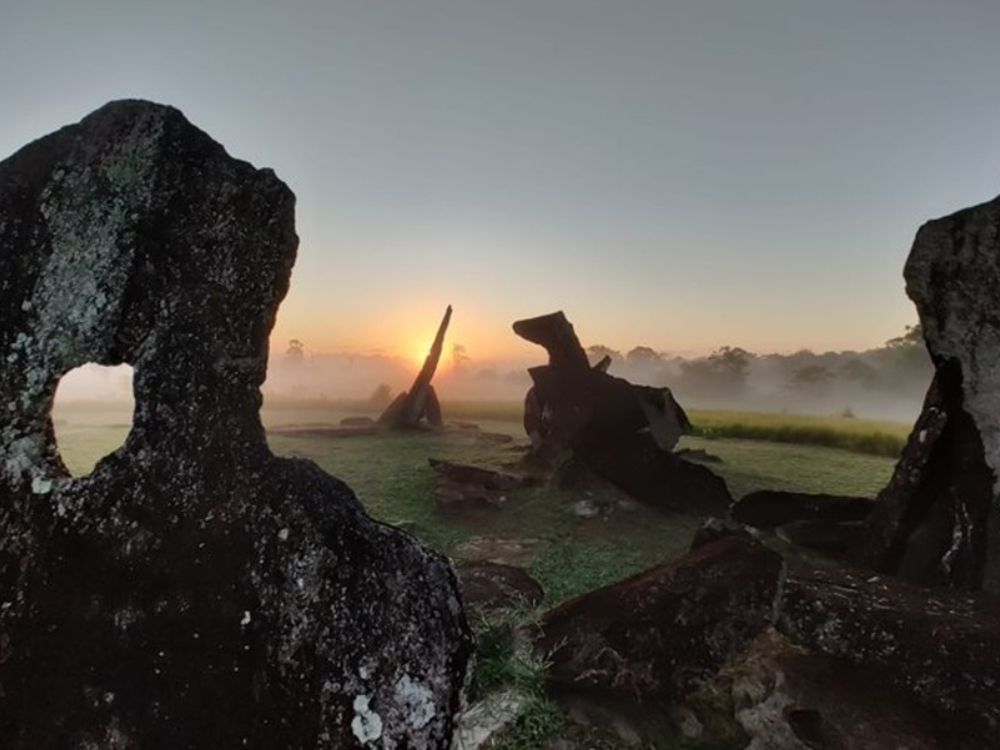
xmin=53 ymin=327 xmax=932 ymax=424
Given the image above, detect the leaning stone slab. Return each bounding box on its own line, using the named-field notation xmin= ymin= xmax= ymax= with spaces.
xmin=0 ymin=101 xmax=471 ymax=748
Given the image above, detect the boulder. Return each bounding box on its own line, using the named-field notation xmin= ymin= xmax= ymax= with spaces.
xmin=778 ymin=566 xmax=1000 ymax=748
xmin=513 ymin=311 xmax=727 ymax=515
xmin=860 ymin=193 xmax=1000 ymax=592
xmin=537 ymin=535 xmax=784 ymax=706
xmin=378 ymin=305 xmax=451 ymax=429
xmin=429 ymin=459 xmax=534 ymax=514
xmin=454 ymin=560 xmax=544 ymax=618
xmin=514 ymin=311 xmax=690 ymax=458
xmin=732 ymin=491 xmax=872 ymax=530
xmin=681 ymin=630 xmax=949 ymax=750
xmin=580 ymin=433 xmax=732 ymax=516
xmin=774 ymin=519 xmax=866 ymax=554
xmin=428 ymin=458 xmax=535 ymax=492
xmin=0 ymin=101 xmax=472 ymax=748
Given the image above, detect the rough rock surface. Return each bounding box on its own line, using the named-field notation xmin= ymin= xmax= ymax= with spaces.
xmin=0 ymin=101 xmax=472 ymax=748
xmin=537 ymin=535 xmax=784 ymax=705
xmin=861 ymin=194 xmax=1000 ymax=592
xmin=778 ymin=566 xmax=1000 ymax=748
xmin=513 ymin=311 xmax=730 ymax=514
xmin=454 ymin=560 xmax=544 ymax=618
xmin=579 ymin=433 xmax=731 ymax=516
xmin=681 ymin=630 xmax=948 ymax=750
xmin=732 ymin=491 xmax=872 ymax=530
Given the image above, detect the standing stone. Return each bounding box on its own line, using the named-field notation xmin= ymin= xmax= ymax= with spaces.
xmin=378 ymin=305 xmax=451 ymax=429
xmin=512 ymin=311 xmax=730 ymax=514
xmin=0 ymin=101 xmax=472 ymax=748
xmin=860 ymin=193 xmax=1000 ymax=592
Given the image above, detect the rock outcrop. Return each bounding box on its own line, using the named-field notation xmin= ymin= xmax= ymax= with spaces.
xmin=860 ymin=194 xmax=1000 ymax=592
xmin=0 ymin=101 xmax=472 ymax=748
xmin=733 ymin=490 xmax=872 ymax=555
xmin=778 ymin=567 xmax=1000 ymax=748
xmin=454 ymin=560 xmax=544 ymax=618
xmin=378 ymin=305 xmax=451 ymax=429
xmin=537 ymin=534 xmax=784 ymax=705
xmin=513 ymin=311 xmax=731 ymax=514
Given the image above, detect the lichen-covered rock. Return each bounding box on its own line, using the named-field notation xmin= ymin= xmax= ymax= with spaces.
xmin=778 ymin=567 xmax=1000 ymax=748
xmin=536 ymin=535 xmax=784 ymax=706
xmin=860 ymin=194 xmax=1000 ymax=591
xmin=0 ymin=101 xmax=472 ymax=748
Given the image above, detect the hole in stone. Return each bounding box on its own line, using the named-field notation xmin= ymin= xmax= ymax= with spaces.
xmin=52 ymin=364 xmax=135 ymax=477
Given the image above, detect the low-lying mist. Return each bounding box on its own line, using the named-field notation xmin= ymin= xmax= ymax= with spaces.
xmin=52 ymin=327 xmax=931 ymax=426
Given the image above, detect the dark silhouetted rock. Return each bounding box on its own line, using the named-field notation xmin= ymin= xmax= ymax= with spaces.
xmin=733 ymin=490 xmax=872 ymax=530
xmin=860 ymin=194 xmax=1000 ymax=592
xmin=428 ymin=459 xmax=534 ymax=492
xmin=378 ymin=305 xmax=451 ymax=429
xmin=580 ymin=433 xmax=732 ymax=515
xmin=778 ymin=567 xmax=1000 ymax=748
xmin=775 ymin=519 xmax=866 ymax=554
xmin=537 ymin=535 xmax=784 ymax=705
xmin=689 ymin=517 xmax=759 ymax=550
xmin=512 ymin=311 xmax=590 ymax=370
xmin=454 ymin=560 xmax=544 ymax=617
xmin=429 ymin=459 xmax=534 ymax=514
xmin=0 ymin=101 xmax=472 ymax=748
xmin=513 ymin=311 xmax=727 ymax=515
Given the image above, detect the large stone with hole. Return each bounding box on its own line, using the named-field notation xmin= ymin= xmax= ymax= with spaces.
xmin=0 ymin=101 xmax=472 ymax=748
xmin=859 ymin=193 xmax=1000 ymax=592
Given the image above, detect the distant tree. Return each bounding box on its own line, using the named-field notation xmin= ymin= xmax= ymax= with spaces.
xmin=839 ymin=357 xmax=880 ymax=387
xmin=885 ymin=324 xmax=923 ymax=349
xmin=369 ymin=383 xmax=393 ymax=408
xmin=708 ymin=346 xmax=753 ymax=381
xmin=790 ymin=364 xmax=834 ymax=390
xmin=678 ymin=345 xmax=754 ymax=396
xmin=626 ymin=346 xmax=662 ymax=366
xmin=586 ymin=345 xmax=624 ymax=368
xmin=286 ymin=338 xmax=305 ymax=361
xmin=451 ymin=343 xmax=470 ymax=371
xmin=882 ymin=323 xmax=930 ymax=378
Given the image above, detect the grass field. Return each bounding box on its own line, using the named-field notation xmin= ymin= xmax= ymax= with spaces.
xmin=51 ymin=401 xmax=897 ymax=748
xmin=396 ymin=400 xmax=912 ymax=457
xmin=53 ymin=401 xmax=897 ymax=606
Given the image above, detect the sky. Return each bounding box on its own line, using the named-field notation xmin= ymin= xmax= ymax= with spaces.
xmin=2 ymin=0 xmax=1000 ymax=366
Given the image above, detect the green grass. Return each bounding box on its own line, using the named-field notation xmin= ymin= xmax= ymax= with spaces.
xmin=687 ymin=408 xmax=909 ymax=458
xmin=435 ymin=401 xmax=912 ymax=458
xmin=53 ymin=406 xmax=896 ymax=606
xmin=53 ymin=405 xmax=887 ymax=749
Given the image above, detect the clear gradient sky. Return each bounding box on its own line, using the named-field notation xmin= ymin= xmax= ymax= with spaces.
xmin=3 ymin=1 xmax=999 ymax=364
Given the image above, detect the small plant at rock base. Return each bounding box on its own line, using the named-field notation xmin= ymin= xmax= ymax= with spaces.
xmin=469 ymin=603 xmax=549 ymax=700
xmin=468 ymin=603 xmax=566 ymax=749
